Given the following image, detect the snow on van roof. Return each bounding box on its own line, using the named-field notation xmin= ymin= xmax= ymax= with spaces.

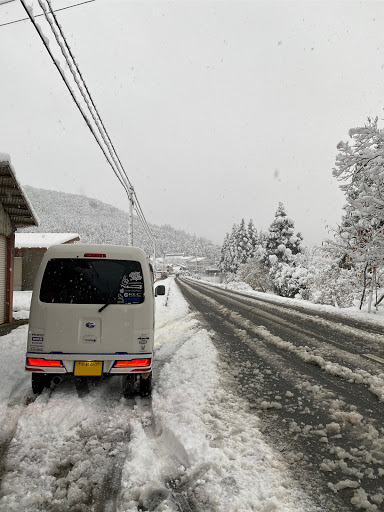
xmin=15 ymin=233 xmax=80 ymax=249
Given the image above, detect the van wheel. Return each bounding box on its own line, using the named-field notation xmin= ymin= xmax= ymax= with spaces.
xmin=122 ymin=374 xmax=137 ymax=398
xmin=32 ymin=374 xmax=51 ymax=394
xmin=139 ymin=373 xmax=152 ymax=397
xmin=74 ymin=377 xmax=89 ymax=397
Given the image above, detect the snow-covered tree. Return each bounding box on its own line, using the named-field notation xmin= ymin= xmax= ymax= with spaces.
xmin=332 ymin=117 xmax=384 ymax=308
xmin=264 ymin=203 xmax=303 ymax=267
xmin=235 ymin=219 xmax=250 ymax=268
xmin=220 ymin=219 xmax=259 ymax=274
xmin=237 ymin=258 xmax=273 ymax=292
xmin=270 ymin=262 xmax=308 ymax=299
xmin=247 ymin=220 xmax=259 ymax=258
xmin=333 ymin=118 xmax=384 ymax=263
xmin=219 ymin=232 xmax=232 ymax=273
xmin=304 ymin=247 xmax=364 ymax=308
xmin=260 ymin=203 xmax=305 ymax=297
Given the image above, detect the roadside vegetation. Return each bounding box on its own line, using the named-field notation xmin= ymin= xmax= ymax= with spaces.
xmin=219 ymin=117 xmax=384 ymax=311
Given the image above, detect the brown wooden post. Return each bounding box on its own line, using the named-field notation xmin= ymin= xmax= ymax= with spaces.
xmin=6 ymin=233 xmax=14 ymax=323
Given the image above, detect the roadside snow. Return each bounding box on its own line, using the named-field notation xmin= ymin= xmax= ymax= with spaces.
xmin=13 ymin=291 xmax=32 ymax=320
xmin=199 ymin=278 xmax=384 ymax=326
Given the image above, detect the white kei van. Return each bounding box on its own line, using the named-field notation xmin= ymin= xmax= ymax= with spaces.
xmin=26 ymin=244 xmax=165 ymax=397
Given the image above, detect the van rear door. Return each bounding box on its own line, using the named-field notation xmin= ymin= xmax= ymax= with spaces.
xmin=39 ymin=257 xmax=149 ymax=354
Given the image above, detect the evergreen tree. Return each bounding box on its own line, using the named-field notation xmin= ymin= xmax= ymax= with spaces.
xmin=264 ymin=202 xmax=303 ymax=267
xmin=247 ymin=219 xmax=259 ymax=258
xmin=219 ymin=232 xmax=231 ymax=273
xmin=220 ymin=219 xmax=260 ymax=274
xmin=235 ymin=219 xmax=250 ymax=268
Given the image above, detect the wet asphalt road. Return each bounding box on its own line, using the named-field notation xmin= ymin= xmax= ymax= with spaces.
xmin=177 ymin=277 xmax=384 ymax=512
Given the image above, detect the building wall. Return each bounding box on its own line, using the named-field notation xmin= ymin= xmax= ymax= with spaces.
xmin=14 ymin=257 xmax=22 ymax=291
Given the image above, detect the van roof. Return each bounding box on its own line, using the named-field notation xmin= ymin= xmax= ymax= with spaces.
xmin=45 ymin=244 xmax=148 ymax=261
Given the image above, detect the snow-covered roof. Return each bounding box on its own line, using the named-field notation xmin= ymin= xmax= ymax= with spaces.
xmin=186 ymin=256 xmax=206 ymax=263
xmin=0 ymin=153 xmax=10 ymax=164
xmin=0 ymin=155 xmax=39 ymax=228
xmin=15 ymin=233 xmax=80 ymax=249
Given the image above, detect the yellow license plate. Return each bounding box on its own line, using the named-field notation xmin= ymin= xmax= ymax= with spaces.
xmin=74 ymin=361 xmax=103 ymax=376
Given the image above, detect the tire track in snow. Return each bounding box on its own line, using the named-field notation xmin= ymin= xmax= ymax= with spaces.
xmin=181 ymin=278 xmax=384 ymax=403
xmin=187 ymin=279 xmax=384 ymax=355
xmin=191 ymin=279 xmax=384 ymax=337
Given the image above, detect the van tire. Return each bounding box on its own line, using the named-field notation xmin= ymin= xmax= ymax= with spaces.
xmin=139 ymin=373 xmax=152 ymax=397
xmin=32 ymin=374 xmax=51 ymax=394
xmin=123 ymin=374 xmax=137 ymax=398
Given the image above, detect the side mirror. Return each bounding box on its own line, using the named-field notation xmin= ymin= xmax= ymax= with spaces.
xmin=155 ymin=285 xmax=166 ymax=296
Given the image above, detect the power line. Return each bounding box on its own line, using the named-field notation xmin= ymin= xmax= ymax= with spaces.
xmin=42 ymin=0 xmax=155 ymax=249
xmin=37 ymin=0 xmax=142 ymax=246
xmin=43 ymin=0 xmax=134 ymax=194
xmin=38 ymin=0 xmax=130 ymax=195
xmin=19 ymin=0 xmax=155 ymax=251
xmin=0 ymin=0 xmax=95 ymax=28
xmin=18 ymin=0 xmax=129 ymax=197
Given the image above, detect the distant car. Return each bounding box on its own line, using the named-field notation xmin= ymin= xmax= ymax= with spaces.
xmin=26 ymin=244 xmax=165 ymax=397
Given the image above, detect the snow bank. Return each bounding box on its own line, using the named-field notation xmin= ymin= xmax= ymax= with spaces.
xmin=13 ymin=291 xmax=32 ymax=320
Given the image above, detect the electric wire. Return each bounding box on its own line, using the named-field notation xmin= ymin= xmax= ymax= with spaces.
xmin=133 ymin=202 xmax=154 ymax=242
xmin=135 ymin=206 xmax=153 ymax=241
xmin=0 ymin=0 xmax=95 ymax=28
xmin=37 ymin=0 xmax=126 ymax=189
xmin=18 ymin=0 xmax=129 ymax=195
xmin=19 ymin=0 xmax=155 ymax=251
xmin=42 ymin=0 xmax=133 ymax=194
xmin=39 ymin=0 xmax=154 ymax=248
xmin=133 ymin=196 xmax=154 ymax=239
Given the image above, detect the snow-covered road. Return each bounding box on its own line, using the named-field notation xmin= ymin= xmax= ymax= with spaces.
xmin=177 ymin=277 xmax=384 ymax=512
xmin=0 ymin=279 xmax=319 ymax=512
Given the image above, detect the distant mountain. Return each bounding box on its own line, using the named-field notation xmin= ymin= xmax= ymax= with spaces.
xmin=21 ymin=186 xmax=220 ymax=261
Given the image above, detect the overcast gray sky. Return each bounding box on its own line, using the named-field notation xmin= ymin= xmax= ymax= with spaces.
xmin=1 ymin=0 xmax=384 ymax=247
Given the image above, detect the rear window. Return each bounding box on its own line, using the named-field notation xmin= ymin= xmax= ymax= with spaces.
xmin=40 ymin=258 xmax=145 ymax=304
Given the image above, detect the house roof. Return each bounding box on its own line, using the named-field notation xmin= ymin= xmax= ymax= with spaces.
xmin=186 ymin=256 xmax=206 ymax=263
xmin=0 ymin=155 xmax=39 ymax=228
xmin=15 ymin=233 xmax=80 ymax=249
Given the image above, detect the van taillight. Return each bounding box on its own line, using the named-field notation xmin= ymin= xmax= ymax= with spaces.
xmin=114 ymin=359 xmax=151 ymax=367
xmin=84 ymin=253 xmax=106 ymax=258
xmin=26 ymin=358 xmax=62 ymax=367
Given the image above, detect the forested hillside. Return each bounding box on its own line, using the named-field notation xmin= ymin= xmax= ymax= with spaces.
xmin=22 ymin=186 xmax=220 ymax=260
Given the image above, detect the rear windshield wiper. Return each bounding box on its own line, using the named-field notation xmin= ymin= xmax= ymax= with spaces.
xmin=98 ymin=303 xmax=111 ymax=313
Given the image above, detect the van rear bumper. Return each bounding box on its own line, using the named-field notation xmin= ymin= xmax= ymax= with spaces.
xmin=25 ymin=352 xmax=153 ymax=375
